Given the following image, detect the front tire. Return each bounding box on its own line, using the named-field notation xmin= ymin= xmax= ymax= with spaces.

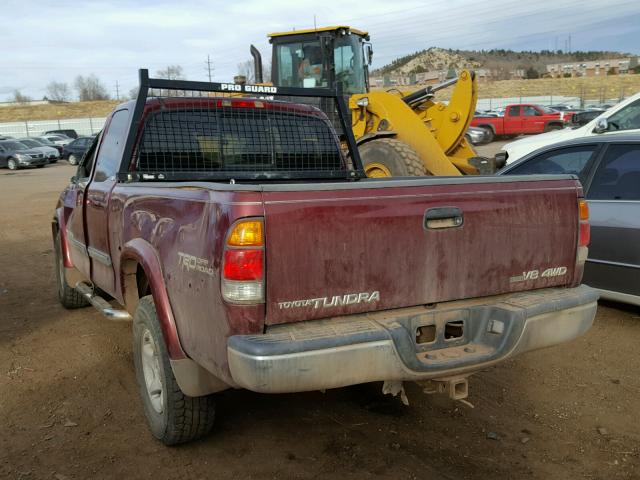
xmin=7 ymin=158 xmax=18 ymax=170
xmin=68 ymin=154 xmax=78 ymax=165
xmin=133 ymin=296 xmax=216 ymax=445
xmin=53 ymin=229 xmax=89 ymax=309
xmin=478 ymin=126 xmax=495 ymax=143
xmin=359 ymin=138 xmax=427 ymax=177
xmin=36 ymin=164 xmax=45 ymax=168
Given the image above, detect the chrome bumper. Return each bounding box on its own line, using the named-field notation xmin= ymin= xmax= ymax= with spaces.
xmin=228 ymin=286 xmax=598 ymax=393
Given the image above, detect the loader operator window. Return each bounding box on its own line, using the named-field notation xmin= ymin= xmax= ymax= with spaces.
xmin=274 ymin=34 xmax=366 ymax=94
xmin=333 ymin=35 xmax=366 ymax=94
xmin=276 ymin=42 xmax=328 ymax=88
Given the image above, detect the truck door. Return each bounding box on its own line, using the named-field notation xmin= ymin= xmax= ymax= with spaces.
xmin=504 ymin=105 xmax=521 ymax=134
xmin=522 ymin=105 xmax=544 ymax=133
xmin=64 ymin=135 xmax=101 ymax=280
xmin=84 ymin=108 xmax=129 ymax=295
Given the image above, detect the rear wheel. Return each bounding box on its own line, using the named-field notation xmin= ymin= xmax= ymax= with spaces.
xmin=359 ymin=138 xmax=427 ymax=177
xmin=133 ymin=296 xmax=216 ymax=445
xmin=7 ymin=158 xmax=18 ymax=170
xmin=68 ymin=154 xmax=78 ymax=165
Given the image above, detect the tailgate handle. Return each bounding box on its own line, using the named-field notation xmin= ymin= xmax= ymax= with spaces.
xmin=424 ymin=207 xmax=464 ymax=229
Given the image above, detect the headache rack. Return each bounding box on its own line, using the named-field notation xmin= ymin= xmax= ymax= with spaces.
xmin=118 ymin=69 xmax=364 ymax=182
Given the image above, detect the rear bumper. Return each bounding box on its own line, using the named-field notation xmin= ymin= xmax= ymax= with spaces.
xmin=228 ymin=286 xmax=598 ymax=393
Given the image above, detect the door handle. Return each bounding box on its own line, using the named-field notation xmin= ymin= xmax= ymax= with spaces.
xmin=424 ymin=207 xmax=464 ymax=229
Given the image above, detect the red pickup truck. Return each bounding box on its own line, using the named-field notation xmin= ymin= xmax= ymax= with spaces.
xmin=52 ymin=71 xmax=597 ymax=445
xmin=472 ymin=104 xmax=566 ymax=141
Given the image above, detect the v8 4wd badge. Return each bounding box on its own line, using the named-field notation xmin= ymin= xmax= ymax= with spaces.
xmin=510 ymin=266 xmax=567 ymax=284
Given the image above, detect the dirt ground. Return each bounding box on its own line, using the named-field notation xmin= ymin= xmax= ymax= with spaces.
xmin=1 ymin=159 xmax=639 ymax=480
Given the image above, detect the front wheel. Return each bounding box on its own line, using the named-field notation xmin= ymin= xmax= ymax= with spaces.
xmin=133 ymin=296 xmax=216 ymax=445
xmin=359 ymin=138 xmax=427 ymax=177
xmin=478 ymin=127 xmax=495 ymax=143
xmin=7 ymin=158 xmax=18 ymax=170
xmin=68 ymin=154 xmax=78 ymax=165
xmin=36 ymin=164 xmax=45 ymax=168
xmin=54 ymin=229 xmax=89 ymax=309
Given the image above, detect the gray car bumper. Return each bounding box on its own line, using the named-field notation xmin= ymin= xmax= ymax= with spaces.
xmin=228 ymin=285 xmax=598 ymax=393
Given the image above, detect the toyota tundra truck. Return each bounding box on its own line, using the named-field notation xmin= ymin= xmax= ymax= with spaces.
xmin=52 ymin=70 xmax=598 ymax=445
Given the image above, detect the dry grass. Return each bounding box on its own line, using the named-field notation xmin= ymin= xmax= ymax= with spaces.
xmin=374 ymin=74 xmax=640 ymax=103
xmin=0 ymin=100 xmax=119 ymax=123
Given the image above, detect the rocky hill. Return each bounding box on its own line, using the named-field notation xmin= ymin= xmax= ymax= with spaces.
xmin=374 ymin=47 xmax=633 ymax=80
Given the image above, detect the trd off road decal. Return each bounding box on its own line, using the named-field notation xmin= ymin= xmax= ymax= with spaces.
xmin=177 ymin=252 xmax=215 ymax=277
xmin=510 ymin=266 xmax=567 ymax=284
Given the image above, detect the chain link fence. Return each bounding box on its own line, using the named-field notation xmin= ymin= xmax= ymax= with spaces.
xmin=0 ymin=117 xmax=107 ymax=138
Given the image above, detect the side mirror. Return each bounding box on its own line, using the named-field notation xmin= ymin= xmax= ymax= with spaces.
xmin=594 ymin=117 xmax=608 ymax=134
xmin=70 ymin=175 xmax=78 ymax=184
xmin=365 ymin=44 xmax=373 ymax=65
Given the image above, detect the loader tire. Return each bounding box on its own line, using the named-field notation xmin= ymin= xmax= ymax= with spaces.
xmin=359 ymin=138 xmax=427 ymax=178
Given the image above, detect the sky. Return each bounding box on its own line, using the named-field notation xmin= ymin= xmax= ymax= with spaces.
xmin=2 ymin=0 xmax=639 ymax=101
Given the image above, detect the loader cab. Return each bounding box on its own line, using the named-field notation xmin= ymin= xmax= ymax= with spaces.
xmin=269 ymin=26 xmax=371 ymax=95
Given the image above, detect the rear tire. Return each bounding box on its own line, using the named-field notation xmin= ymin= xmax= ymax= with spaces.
xmin=68 ymin=154 xmax=78 ymax=165
xmin=359 ymin=138 xmax=427 ymax=177
xmin=54 ymin=229 xmax=89 ymax=309
xmin=133 ymin=296 xmax=216 ymax=445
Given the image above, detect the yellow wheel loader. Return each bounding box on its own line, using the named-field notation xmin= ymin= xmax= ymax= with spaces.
xmin=250 ymin=25 xmax=495 ymax=176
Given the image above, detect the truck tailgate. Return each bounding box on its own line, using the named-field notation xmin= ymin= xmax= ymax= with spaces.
xmin=262 ymin=176 xmax=580 ymax=325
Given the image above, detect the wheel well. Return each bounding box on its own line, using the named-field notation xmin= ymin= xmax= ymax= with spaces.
xmin=122 ymin=259 xmax=151 ymax=313
xmin=476 ymin=124 xmax=495 ymax=133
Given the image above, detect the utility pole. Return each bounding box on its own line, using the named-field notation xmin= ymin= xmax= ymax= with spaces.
xmin=205 ymin=55 xmax=213 ymax=83
xmin=115 ymin=80 xmax=120 ymax=100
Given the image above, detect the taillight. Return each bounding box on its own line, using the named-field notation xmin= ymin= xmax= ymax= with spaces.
xmin=221 ymin=218 xmax=264 ymax=304
xmin=577 ymin=199 xmax=589 ymax=265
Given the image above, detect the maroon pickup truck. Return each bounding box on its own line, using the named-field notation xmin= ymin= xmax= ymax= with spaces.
xmin=52 ymin=71 xmax=598 ymax=445
xmin=471 ymin=104 xmax=566 ymax=141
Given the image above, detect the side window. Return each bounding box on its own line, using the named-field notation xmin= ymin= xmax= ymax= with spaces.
xmin=523 ymin=106 xmax=538 ymax=116
xmin=507 ymin=106 xmax=520 ymax=116
xmin=507 ymin=145 xmax=598 ymax=184
xmin=93 ymin=109 xmax=129 ymax=182
xmin=77 ymin=135 xmax=101 ymax=179
xmin=588 ymin=144 xmax=640 ymax=200
xmin=606 ymin=98 xmax=640 ymax=132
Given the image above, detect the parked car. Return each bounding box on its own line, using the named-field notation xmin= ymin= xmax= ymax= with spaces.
xmin=53 ymin=72 xmax=597 ymax=445
xmin=498 ymin=92 xmax=640 ymax=165
xmin=17 ymin=138 xmax=60 ymax=163
xmin=0 ymin=135 xmax=14 ymax=140
xmin=471 ymin=104 xmax=565 ymax=142
xmin=32 ymin=136 xmax=64 ymax=154
xmin=465 ymin=126 xmax=490 ymax=145
xmin=571 ymin=109 xmax=606 ymax=127
xmin=62 ymin=136 xmax=93 ymax=165
xmin=0 ymin=140 xmax=48 ymax=169
xmin=500 ymin=134 xmax=640 ymax=306
xmin=44 ymin=129 xmax=78 ymax=139
xmin=39 ymin=134 xmax=72 ymax=147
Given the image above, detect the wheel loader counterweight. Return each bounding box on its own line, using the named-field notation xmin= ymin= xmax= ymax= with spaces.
xmin=258 ymin=25 xmax=493 ymax=176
